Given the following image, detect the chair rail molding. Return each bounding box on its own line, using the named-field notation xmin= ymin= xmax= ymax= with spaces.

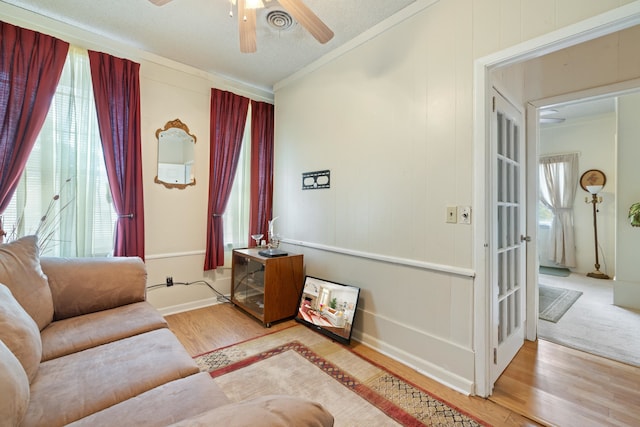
xmin=282 ymin=238 xmax=475 ymax=278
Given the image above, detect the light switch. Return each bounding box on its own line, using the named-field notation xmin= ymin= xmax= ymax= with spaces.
xmin=459 ymin=206 xmax=471 ymax=224
xmin=446 ymin=206 xmax=457 ymax=223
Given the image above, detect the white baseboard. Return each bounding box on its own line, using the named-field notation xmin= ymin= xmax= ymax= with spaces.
xmin=155 ymin=297 xmax=224 ymax=316
xmin=614 ymin=280 xmax=640 ymax=310
xmin=353 ymin=330 xmax=475 ymax=396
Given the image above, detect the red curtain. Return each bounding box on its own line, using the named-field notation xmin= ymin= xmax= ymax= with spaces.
xmin=0 ymin=21 xmax=69 ymax=212
xmin=248 ymin=100 xmax=274 ymax=247
xmin=204 ymin=89 xmax=249 ymax=270
xmin=88 ymin=50 xmax=145 ymax=259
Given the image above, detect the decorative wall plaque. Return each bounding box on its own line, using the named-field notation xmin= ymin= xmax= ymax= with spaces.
xmin=302 ymin=170 xmax=330 ymax=190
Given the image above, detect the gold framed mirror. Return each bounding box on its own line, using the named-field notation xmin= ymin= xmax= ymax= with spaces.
xmin=154 ymin=119 xmax=196 ymax=189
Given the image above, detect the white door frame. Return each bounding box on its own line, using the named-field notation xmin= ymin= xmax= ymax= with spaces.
xmin=472 ymin=2 xmax=640 ymax=398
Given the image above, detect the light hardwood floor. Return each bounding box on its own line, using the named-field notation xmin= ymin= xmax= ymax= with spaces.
xmin=491 ymin=272 xmax=640 ymax=427
xmin=491 ymin=338 xmax=640 ymax=427
xmin=166 ymin=303 xmax=538 ymax=427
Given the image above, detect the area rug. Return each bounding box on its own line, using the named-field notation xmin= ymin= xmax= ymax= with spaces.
xmin=194 ymin=325 xmax=486 ymax=426
xmin=539 ymin=284 xmax=583 ymax=322
xmin=538 ymin=275 xmax=640 ymax=367
xmin=539 ymin=266 xmax=571 ymax=277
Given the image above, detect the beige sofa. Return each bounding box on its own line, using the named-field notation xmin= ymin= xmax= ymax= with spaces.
xmin=0 ymin=236 xmax=333 ymax=427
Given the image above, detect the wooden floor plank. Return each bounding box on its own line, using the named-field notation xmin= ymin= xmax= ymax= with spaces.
xmin=490 ymin=339 xmax=640 ymax=427
xmin=164 ymin=303 xmax=293 ymax=355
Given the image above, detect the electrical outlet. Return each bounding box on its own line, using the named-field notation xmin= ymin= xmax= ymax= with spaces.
xmin=458 ymin=206 xmax=471 ymax=224
xmin=446 ymin=206 xmax=457 ymax=223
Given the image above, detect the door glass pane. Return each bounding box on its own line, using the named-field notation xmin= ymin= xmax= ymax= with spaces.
xmin=497 ymin=113 xmax=504 ymax=156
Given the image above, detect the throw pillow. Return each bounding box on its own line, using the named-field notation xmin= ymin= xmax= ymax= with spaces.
xmin=0 ymin=339 xmax=30 ymax=426
xmin=0 ymin=284 xmax=43 ymax=383
xmin=0 ymin=235 xmax=53 ymax=330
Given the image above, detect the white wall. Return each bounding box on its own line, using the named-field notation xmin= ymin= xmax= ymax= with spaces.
xmin=0 ymin=2 xmax=273 ymax=315
xmin=274 ymin=0 xmax=635 ymax=394
xmin=140 ymin=61 xmax=223 ymax=312
xmin=615 ymin=92 xmax=640 ymax=308
xmin=521 ymin=24 xmax=640 ymax=102
xmin=539 ymin=113 xmax=617 ymax=276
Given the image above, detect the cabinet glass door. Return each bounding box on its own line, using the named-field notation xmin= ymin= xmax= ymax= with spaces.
xmin=232 ymin=255 xmax=265 ymax=317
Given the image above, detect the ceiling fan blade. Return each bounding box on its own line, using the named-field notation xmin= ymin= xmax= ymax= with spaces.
xmin=148 ymin=0 xmax=173 ymax=6
xmin=278 ymin=0 xmax=334 ymax=44
xmin=238 ymin=0 xmax=257 ymax=53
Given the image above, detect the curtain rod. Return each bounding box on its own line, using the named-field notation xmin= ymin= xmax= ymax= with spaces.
xmin=539 ymin=151 xmax=581 ymax=158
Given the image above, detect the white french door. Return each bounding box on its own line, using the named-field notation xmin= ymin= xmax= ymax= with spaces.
xmin=490 ymin=89 xmax=527 ymax=385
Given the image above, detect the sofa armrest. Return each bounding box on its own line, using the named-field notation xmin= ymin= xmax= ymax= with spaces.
xmin=40 ymin=257 xmax=147 ymax=321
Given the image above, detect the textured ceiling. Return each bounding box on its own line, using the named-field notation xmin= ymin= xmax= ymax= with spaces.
xmin=1 ymin=0 xmax=417 ymax=91
xmin=540 ymin=97 xmax=617 ymax=126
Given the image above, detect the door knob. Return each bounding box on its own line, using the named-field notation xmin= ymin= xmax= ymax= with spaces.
xmin=520 ymin=235 xmax=531 ymax=242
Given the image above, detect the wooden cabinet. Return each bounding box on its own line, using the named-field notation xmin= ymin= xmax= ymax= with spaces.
xmin=231 ymin=248 xmax=304 ymax=327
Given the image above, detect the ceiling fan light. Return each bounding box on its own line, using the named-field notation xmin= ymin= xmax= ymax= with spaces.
xmin=245 ymin=0 xmax=265 ymax=9
xmin=539 ymin=117 xmax=565 ymax=124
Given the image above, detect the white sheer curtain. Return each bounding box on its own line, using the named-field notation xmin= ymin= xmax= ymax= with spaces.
xmin=3 ymin=47 xmax=116 ymax=256
xmin=539 ymin=153 xmax=579 ymax=267
xmin=222 ymin=108 xmax=251 ymax=250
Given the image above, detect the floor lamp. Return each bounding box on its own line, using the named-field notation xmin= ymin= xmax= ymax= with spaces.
xmin=580 ymin=169 xmax=610 ymax=280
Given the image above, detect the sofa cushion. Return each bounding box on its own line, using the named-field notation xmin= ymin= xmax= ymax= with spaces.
xmin=23 ymin=328 xmax=200 ymax=427
xmin=66 ymin=372 xmax=230 ymax=427
xmin=0 ymin=235 xmax=53 ymax=330
xmin=167 ymin=395 xmax=335 ymax=427
xmin=0 ymin=284 xmax=42 ymax=383
xmin=40 ymin=301 xmax=168 ymax=361
xmin=0 ymin=339 xmax=30 ymax=427
xmin=40 ymin=256 xmax=147 ymax=320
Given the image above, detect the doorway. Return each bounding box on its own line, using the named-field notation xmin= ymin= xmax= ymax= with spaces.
xmin=533 ymin=93 xmax=640 ymax=367
xmin=486 ymin=83 xmax=640 ymax=427
xmin=473 ymin=4 xmax=640 ymax=398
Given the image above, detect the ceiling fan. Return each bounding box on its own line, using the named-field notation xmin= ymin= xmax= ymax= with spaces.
xmin=148 ymin=0 xmax=334 ymax=53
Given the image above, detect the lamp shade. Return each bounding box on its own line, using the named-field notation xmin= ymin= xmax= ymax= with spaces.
xmin=586 ymin=185 xmax=603 ymax=195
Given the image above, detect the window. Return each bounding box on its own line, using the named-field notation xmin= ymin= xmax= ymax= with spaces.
xmin=3 ymin=47 xmax=116 ymax=257
xmin=222 ymin=109 xmax=251 ymax=251
xmin=538 ymin=152 xmax=580 ymax=267
xmin=538 ymin=158 xmax=571 ymax=228
xmin=538 ymin=166 xmax=554 ymax=228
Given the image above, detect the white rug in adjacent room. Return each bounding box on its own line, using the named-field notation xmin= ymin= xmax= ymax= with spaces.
xmin=538 ymin=273 xmax=640 ymax=367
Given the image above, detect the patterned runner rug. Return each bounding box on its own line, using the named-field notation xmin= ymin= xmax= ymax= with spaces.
xmin=195 ymin=325 xmax=486 ymax=426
